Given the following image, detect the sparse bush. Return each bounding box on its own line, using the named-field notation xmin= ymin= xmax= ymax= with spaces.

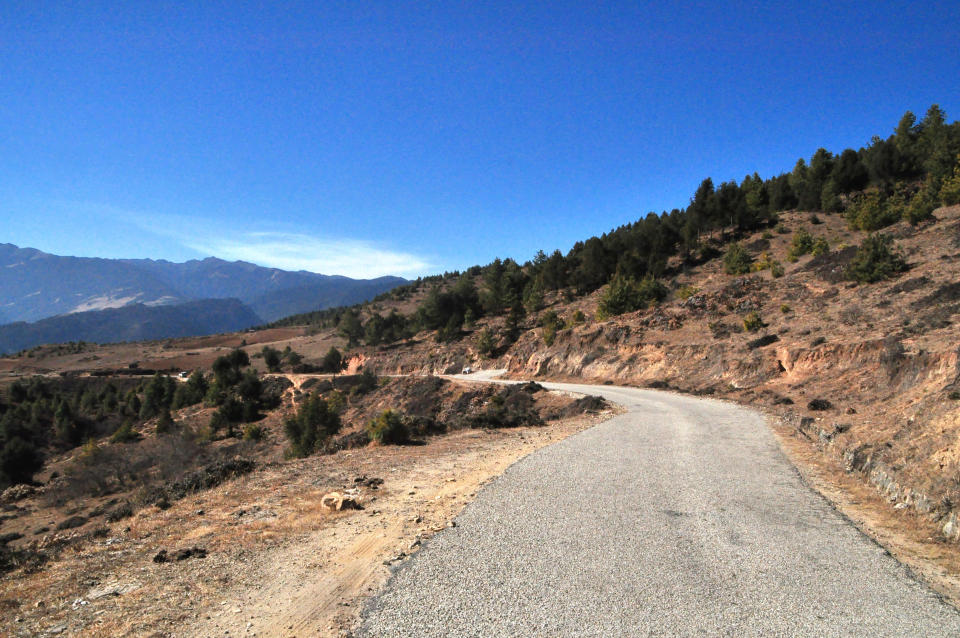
xmin=775 ymin=222 xmax=789 ymax=234
xmin=676 ymin=285 xmax=699 ymax=300
xmin=475 ymin=327 xmax=496 ymax=356
xmin=320 ymin=347 xmax=344 ymax=374
xmin=0 ymin=436 xmax=43 ymax=488
xmin=110 ymin=421 xmax=140 ymax=443
xmin=780 ymin=304 xmax=791 ymax=313
xmin=571 ymin=309 xmax=586 ymax=325
xmin=807 ymin=398 xmax=833 ymax=411
xmin=261 ymin=346 xmax=282 ymax=372
xmin=844 ymin=192 xmax=901 ymax=231
xmin=752 ymin=252 xmax=775 ymax=272
xmin=597 ymin=274 xmax=668 ymax=319
xmin=354 ymin=369 xmax=379 ymax=395
xmin=811 ymin=237 xmax=830 ymax=257
xmin=949 ymin=391 xmax=960 ymax=401
xmin=242 ymin=424 xmax=265 ymax=441
xmin=466 ymin=385 xmax=543 ymax=429
xmin=753 ymin=252 xmax=786 ymax=279
xmin=845 ymin=234 xmax=907 ymax=283
xmin=325 ymin=389 xmax=346 ymax=414
xmin=366 ymin=410 xmax=409 ymax=445
xmin=839 ymin=305 xmax=865 ymax=326
xmin=904 ymin=186 xmax=937 ymax=225
xmin=787 ymin=229 xmax=814 ymax=261
xmin=939 ymin=154 xmax=960 ymax=205
xmin=284 ymin=394 xmax=341 ymax=457
xmin=156 ymin=408 xmax=174 ymax=434
xmin=723 ymin=243 xmax=753 ymax=275
xmin=761 ymin=230 xmax=773 ymax=240
xmin=742 ymin=312 xmax=764 ymax=332
xmin=540 ymin=310 xmax=564 ymax=346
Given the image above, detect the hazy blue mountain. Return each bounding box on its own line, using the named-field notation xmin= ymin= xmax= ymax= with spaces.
xmin=0 ymin=244 xmax=184 ymax=323
xmin=247 ymin=276 xmax=406 ymax=322
xmin=0 ymin=243 xmax=405 ymax=351
xmin=0 ymin=299 xmax=263 ymax=355
xmin=119 ymin=256 xmax=327 ymax=302
xmin=0 ymin=243 xmax=406 ymax=325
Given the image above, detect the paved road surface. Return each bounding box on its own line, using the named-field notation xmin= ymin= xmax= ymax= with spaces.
xmin=358 ymin=374 xmax=960 ymax=636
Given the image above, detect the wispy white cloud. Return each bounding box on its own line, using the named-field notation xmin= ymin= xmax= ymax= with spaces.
xmin=184 ymin=231 xmax=434 ymax=279
xmin=44 ymin=200 xmax=434 ymax=279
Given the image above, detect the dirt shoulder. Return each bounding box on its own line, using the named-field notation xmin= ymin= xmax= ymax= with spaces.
xmin=1 ymin=406 xmax=615 ymax=637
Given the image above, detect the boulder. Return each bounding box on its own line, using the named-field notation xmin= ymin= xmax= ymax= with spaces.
xmin=321 ymin=492 xmax=364 ymax=511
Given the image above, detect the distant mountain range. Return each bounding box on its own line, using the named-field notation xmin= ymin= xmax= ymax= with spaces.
xmin=0 ymin=299 xmax=263 ymax=355
xmin=0 ymin=243 xmax=406 ymax=353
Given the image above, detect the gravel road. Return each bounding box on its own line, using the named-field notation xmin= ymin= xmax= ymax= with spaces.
xmin=357 ymin=375 xmax=960 ymax=637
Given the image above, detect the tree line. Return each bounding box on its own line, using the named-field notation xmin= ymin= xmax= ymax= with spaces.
xmin=266 ymin=105 xmax=960 ymax=343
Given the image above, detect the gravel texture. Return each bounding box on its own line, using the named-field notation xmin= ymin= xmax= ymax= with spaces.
xmin=358 ymin=377 xmax=960 ymax=637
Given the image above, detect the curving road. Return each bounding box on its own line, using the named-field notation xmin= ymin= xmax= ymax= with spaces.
xmin=358 ymin=374 xmax=960 ymax=637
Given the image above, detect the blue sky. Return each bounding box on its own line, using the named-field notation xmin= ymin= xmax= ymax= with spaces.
xmin=1 ymin=2 xmax=958 ymax=279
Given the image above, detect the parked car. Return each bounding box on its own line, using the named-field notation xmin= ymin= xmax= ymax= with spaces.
xmin=461 ymin=366 xmax=473 ymax=374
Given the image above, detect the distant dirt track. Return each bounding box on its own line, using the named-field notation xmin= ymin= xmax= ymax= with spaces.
xmin=358 ymin=372 xmax=960 ymax=636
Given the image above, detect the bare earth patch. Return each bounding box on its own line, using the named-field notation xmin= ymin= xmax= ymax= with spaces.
xmin=0 ymin=408 xmax=615 ymax=637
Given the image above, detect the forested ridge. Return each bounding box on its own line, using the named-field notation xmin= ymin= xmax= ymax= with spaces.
xmin=267 ymin=105 xmax=960 ymax=347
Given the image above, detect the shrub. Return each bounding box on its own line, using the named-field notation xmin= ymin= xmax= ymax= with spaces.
xmin=676 ymin=285 xmax=699 ymax=300
xmin=284 ymin=394 xmax=341 ymax=457
xmin=770 ymin=261 xmax=785 ymax=278
xmin=845 ymin=234 xmax=907 ymax=283
xmin=761 ymin=230 xmax=773 ymax=240
xmin=468 ymin=386 xmax=543 ymax=429
xmin=571 ymin=309 xmax=586 ymax=325
xmin=787 ymin=229 xmax=814 ymax=262
xmin=780 ymin=304 xmax=791 ymax=313
xmin=261 ymin=346 xmax=282 ymax=372
xmin=156 ymin=409 xmax=174 ymax=435
xmin=110 ymin=421 xmax=140 ymax=443
xmin=0 ymin=437 xmax=43 ymax=487
xmin=723 ymin=243 xmax=753 ymax=275
xmin=949 ymin=391 xmax=960 ymax=401
xmin=474 ymin=327 xmax=496 ymax=356
xmin=903 ymin=187 xmax=937 ymax=225
xmin=752 ymin=252 xmax=774 ymax=272
xmin=366 ymin=410 xmax=409 ymax=445
xmin=320 ymin=347 xmax=344 ymax=374
xmin=540 ymin=310 xmax=564 ymax=346
xmin=940 ymin=154 xmax=960 ymax=205
xmin=743 ymin=312 xmax=764 ymax=332
xmin=242 ymin=424 xmax=265 ymax=441
xmin=597 ymin=274 xmax=667 ymax=319
xmin=775 ymin=222 xmax=789 ymax=234
xmin=325 ymin=389 xmax=346 ymax=414
xmin=844 ymin=192 xmax=901 ymax=231
xmin=355 ymin=369 xmax=379 ymax=395
xmin=811 ymin=237 xmax=830 ymax=257
xmin=807 ymin=398 xmax=833 ymax=411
